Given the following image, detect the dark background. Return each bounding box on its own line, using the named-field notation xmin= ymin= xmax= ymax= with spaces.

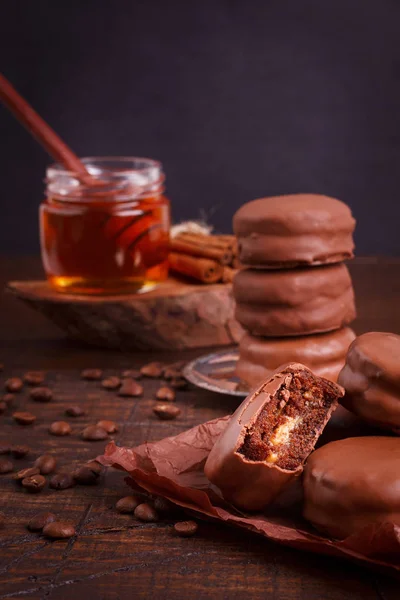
xmin=1 ymin=0 xmax=400 ymax=255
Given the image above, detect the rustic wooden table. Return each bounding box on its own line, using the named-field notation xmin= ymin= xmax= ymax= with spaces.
xmin=0 ymin=257 xmax=399 ymax=600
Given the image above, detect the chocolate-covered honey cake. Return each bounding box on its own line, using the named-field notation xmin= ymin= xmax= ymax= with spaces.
xmin=238 ymin=369 xmax=339 ymax=470
xmin=205 ymin=363 xmax=344 ymax=511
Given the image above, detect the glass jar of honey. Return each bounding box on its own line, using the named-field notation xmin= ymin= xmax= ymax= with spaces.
xmin=40 ymin=157 xmax=170 ymax=294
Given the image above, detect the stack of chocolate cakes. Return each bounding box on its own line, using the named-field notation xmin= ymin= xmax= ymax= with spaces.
xmin=233 ymin=194 xmax=357 ymax=388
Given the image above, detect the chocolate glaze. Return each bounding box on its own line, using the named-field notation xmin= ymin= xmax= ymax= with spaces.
xmin=234 ymin=264 xmax=356 ymax=336
xmin=205 ymin=363 xmax=343 ymax=511
xmin=233 ymin=194 xmax=355 ymax=267
xmin=236 ymin=328 xmax=356 ymax=388
xmin=338 ymin=332 xmax=400 ymax=432
xmin=303 ymin=436 xmax=400 ymax=539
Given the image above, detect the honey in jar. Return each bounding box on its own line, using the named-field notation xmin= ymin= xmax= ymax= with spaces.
xmin=40 ymin=157 xmax=170 ymax=294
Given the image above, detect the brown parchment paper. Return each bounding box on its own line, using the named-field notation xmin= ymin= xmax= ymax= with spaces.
xmin=99 ymin=416 xmax=400 ymax=575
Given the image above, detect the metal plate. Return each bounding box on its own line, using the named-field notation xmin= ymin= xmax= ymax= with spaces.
xmin=183 ymin=349 xmax=249 ymax=397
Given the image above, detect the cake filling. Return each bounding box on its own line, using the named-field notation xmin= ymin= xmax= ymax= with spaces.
xmin=237 ymin=370 xmax=339 ymax=470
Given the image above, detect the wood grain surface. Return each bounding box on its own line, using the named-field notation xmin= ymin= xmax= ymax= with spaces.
xmin=0 ymin=256 xmax=399 ymax=600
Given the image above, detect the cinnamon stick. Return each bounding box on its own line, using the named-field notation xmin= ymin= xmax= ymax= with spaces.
xmin=169 ymin=253 xmax=223 ymax=283
xmin=222 ymin=267 xmax=238 ymax=283
xmin=170 ymin=238 xmax=233 ymax=265
xmin=177 ymin=232 xmax=235 ymax=251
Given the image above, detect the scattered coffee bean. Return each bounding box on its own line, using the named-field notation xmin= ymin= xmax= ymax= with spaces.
xmin=173 ymin=520 xmax=198 ymax=537
xmin=49 ymin=421 xmax=71 ymax=436
xmin=170 ymin=377 xmax=188 ymax=390
xmin=23 ymin=371 xmax=45 ymax=386
xmin=101 ymin=376 xmax=121 ymax=390
xmin=5 ymin=378 xmax=23 ymax=393
xmin=14 ymin=466 xmax=40 ymax=481
xmin=73 ymin=462 xmax=102 ymax=485
xmin=22 ymin=474 xmax=46 ymax=493
xmin=11 ymin=445 xmax=30 ymax=458
xmin=134 ymin=503 xmax=159 ymax=522
xmin=162 ymin=362 xmax=185 ymax=380
xmin=122 ymin=369 xmax=141 ymax=379
xmin=35 ymin=454 xmax=57 ymax=475
xmin=82 ymin=425 xmax=108 ymax=441
xmin=0 ymin=458 xmax=14 ymax=474
xmin=30 ymin=387 xmax=53 ymax=403
xmin=43 ymin=521 xmax=76 ymax=539
xmin=2 ymin=393 xmax=15 ymax=404
xmin=155 ymin=386 xmax=176 ymax=402
xmin=86 ymin=461 xmax=104 ymax=475
xmin=154 ymin=496 xmax=179 ymax=515
xmin=65 ymin=405 xmax=86 ymax=417
xmin=118 ymin=379 xmax=143 ymax=398
xmin=28 ymin=512 xmax=56 ymax=532
xmin=0 ymin=512 xmax=4 ymax=528
xmin=0 ymin=445 xmax=10 ymax=455
xmin=115 ymin=495 xmax=142 ymax=514
xmin=140 ymin=362 xmax=163 ymax=378
xmin=96 ymin=420 xmax=118 ymax=434
xmin=163 ymin=368 xmax=181 ymax=380
xmin=0 ymin=402 xmax=7 ymax=414
xmin=81 ymin=368 xmax=103 ymax=381
xmin=49 ymin=472 xmax=75 ymax=490
xmin=153 ymin=404 xmax=181 ymax=420
xmin=13 ymin=411 xmax=36 ymax=426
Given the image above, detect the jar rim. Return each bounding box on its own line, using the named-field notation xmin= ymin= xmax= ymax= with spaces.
xmin=46 ymin=156 xmax=164 ymax=202
xmin=47 ymin=156 xmax=162 ymax=178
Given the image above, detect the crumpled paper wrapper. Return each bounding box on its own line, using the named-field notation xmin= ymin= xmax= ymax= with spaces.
xmin=99 ymin=416 xmax=400 ymax=575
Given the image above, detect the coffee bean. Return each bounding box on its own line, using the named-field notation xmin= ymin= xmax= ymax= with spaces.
xmin=28 ymin=512 xmax=56 ymax=532
xmin=82 ymin=425 xmax=108 ymax=441
xmin=0 ymin=458 xmax=14 ymax=474
xmin=170 ymin=377 xmax=188 ymax=390
xmin=122 ymin=369 xmax=141 ymax=379
xmin=155 ymin=386 xmax=176 ymax=402
xmin=22 ymin=474 xmax=46 ymax=493
xmin=14 ymin=466 xmax=40 ymax=481
xmin=30 ymin=387 xmax=53 ymax=402
xmin=140 ymin=362 xmax=163 ymax=378
xmin=23 ymin=371 xmax=45 ymax=386
xmin=0 ymin=512 xmax=4 ymax=528
xmin=81 ymin=368 xmax=102 ymax=381
xmin=86 ymin=460 xmax=104 ymax=475
xmin=162 ymin=362 xmax=185 ymax=380
xmin=65 ymin=405 xmax=86 ymax=417
xmin=73 ymin=463 xmax=102 ymax=485
xmin=49 ymin=421 xmax=71 ymax=436
xmin=173 ymin=521 xmax=198 ymax=537
xmin=118 ymin=379 xmax=143 ymax=398
xmin=101 ymin=376 xmax=121 ymax=390
xmin=5 ymin=378 xmax=23 ymax=393
xmin=153 ymin=496 xmax=179 ymax=515
xmin=0 ymin=402 xmax=7 ymax=414
xmin=49 ymin=472 xmax=75 ymax=490
xmin=13 ymin=411 xmax=36 ymax=426
xmin=0 ymin=445 xmax=10 ymax=455
xmin=0 ymin=363 xmax=3 ymax=371
xmin=43 ymin=521 xmax=75 ymax=539
xmin=11 ymin=445 xmax=30 ymax=458
xmin=153 ymin=404 xmax=181 ymax=420
xmin=115 ymin=495 xmax=142 ymax=514
xmin=162 ymin=368 xmax=181 ymax=380
xmin=134 ymin=503 xmax=159 ymax=522
xmin=35 ymin=454 xmax=57 ymax=475
xmin=2 ymin=393 xmax=15 ymax=404
xmin=96 ymin=420 xmax=118 ymax=434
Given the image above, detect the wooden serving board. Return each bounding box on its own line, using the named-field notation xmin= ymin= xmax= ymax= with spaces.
xmin=7 ymin=278 xmax=243 ymax=351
